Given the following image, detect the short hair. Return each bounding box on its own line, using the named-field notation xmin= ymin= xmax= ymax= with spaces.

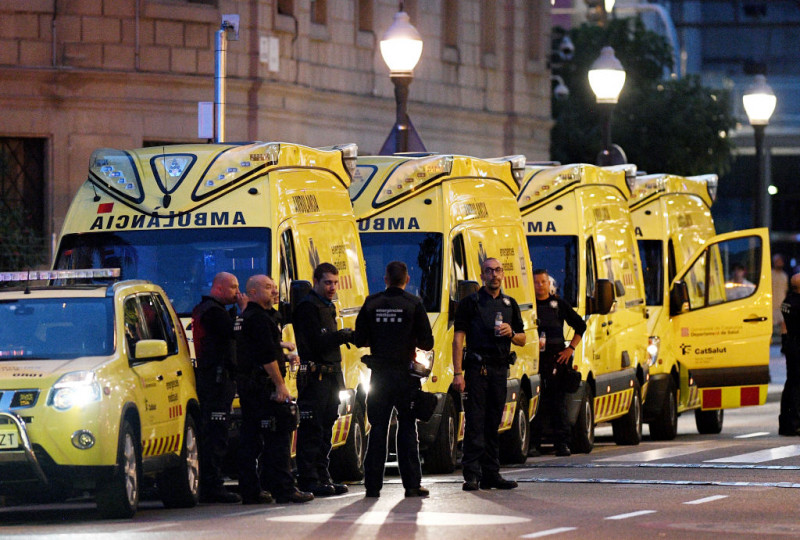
xmin=481 ymin=257 xmax=501 ymax=271
xmin=533 ymin=268 xmax=549 ymax=277
xmin=385 ymin=261 xmax=408 ymax=287
xmin=313 ymin=262 xmax=339 ymax=282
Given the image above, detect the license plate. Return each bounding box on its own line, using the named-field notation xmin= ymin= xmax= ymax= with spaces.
xmin=0 ymin=427 xmax=20 ymax=449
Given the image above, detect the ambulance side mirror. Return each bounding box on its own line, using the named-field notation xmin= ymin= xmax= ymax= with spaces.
xmin=669 ymin=280 xmax=690 ymax=316
xmin=457 ymin=280 xmax=480 ymax=301
xmin=289 ymin=280 xmax=313 ymax=321
xmin=594 ymin=279 xmax=615 ymax=315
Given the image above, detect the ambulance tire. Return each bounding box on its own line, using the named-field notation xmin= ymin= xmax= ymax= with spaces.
xmin=649 ymin=380 xmax=678 ymax=440
xmin=500 ymin=391 xmax=530 ymax=464
xmin=612 ymin=381 xmax=642 ymax=445
xmin=329 ymin=401 xmax=366 ymax=482
xmin=571 ymin=386 xmax=595 ymax=454
xmin=424 ymin=395 xmax=458 ymax=473
xmin=158 ymin=415 xmax=200 ymax=508
xmin=97 ymin=420 xmax=140 ymax=519
xmin=695 ymin=409 xmax=724 ymax=434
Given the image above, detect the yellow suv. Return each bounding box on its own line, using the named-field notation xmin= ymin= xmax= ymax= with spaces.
xmin=0 ymin=270 xmax=200 ymax=518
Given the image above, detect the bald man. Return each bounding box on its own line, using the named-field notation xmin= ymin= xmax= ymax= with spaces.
xmin=779 ymin=273 xmax=800 ymax=436
xmin=192 ymin=272 xmax=247 ymax=503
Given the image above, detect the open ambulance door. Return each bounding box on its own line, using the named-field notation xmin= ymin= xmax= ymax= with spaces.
xmin=668 ymin=228 xmax=772 ymax=410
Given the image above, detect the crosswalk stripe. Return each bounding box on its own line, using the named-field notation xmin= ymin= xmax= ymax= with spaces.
xmin=605 ymin=510 xmax=656 ymax=520
xmin=705 ymin=444 xmax=800 ymax=463
xmin=734 ymin=432 xmax=770 ymax=439
xmin=684 ymin=495 xmax=728 ymax=505
xmin=521 ymin=527 xmax=578 ymax=538
xmin=596 ymin=441 xmax=724 ymax=462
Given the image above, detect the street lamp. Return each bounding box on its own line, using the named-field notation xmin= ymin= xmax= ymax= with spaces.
xmin=379 ymin=7 xmax=425 ymax=154
xmin=588 ymin=46 xmax=627 ymax=166
xmin=743 ymin=74 xmax=777 ymax=229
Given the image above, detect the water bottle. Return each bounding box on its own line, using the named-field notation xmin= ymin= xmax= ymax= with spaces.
xmin=494 ymin=312 xmax=503 ymax=336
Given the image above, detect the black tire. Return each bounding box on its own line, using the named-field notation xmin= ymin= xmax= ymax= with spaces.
xmin=649 ymin=379 xmax=678 ymax=441
xmin=695 ymin=408 xmax=724 ymax=434
xmin=97 ymin=420 xmax=140 ymax=519
xmin=571 ymin=385 xmax=595 ymax=454
xmin=329 ymin=401 xmax=366 ymax=482
xmin=612 ymin=381 xmax=642 ymax=446
xmin=424 ymin=395 xmax=458 ymax=473
xmin=500 ymin=391 xmax=530 ymax=464
xmin=158 ymin=414 xmax=200 ymax=508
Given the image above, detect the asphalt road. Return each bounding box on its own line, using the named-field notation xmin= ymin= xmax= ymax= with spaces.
xmin=2 ymin=345 xmax=798 ymax=539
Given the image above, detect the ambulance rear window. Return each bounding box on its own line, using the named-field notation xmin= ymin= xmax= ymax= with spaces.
xmin=54 ymin=228 xmax=270 ymax=316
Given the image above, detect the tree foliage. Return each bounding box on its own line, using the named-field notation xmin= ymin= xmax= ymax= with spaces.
xmin=551 ymin=18 xmax=736 ymax=176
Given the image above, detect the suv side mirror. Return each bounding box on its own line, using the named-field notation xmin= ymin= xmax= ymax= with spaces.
xmin=594 ymin=279 xmax=615 ymax=315
xmin=669 ymin=280 xmax=690 ymax=316
xmin=134 ymin=339 xmax=168 ymax=361
xmin=290 ymin=280 xmax=312 ymax=316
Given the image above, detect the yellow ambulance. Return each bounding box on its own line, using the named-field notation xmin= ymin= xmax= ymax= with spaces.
xmin=53 ymin=142 xmax=371 ymax=480
xmin=628 ymin=173 xmax=772 ymax=438
xmin=518 ymin=163 xmax=650 ymax=453
xmin=350 ymin=153 xmax=539 ymax=471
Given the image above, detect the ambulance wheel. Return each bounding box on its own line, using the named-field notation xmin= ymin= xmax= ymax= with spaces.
xmin=571 ymin=385 xmax=595 ymax=454
xmin=695 ymin=409 xmax=724 ymax=434
xmin=612 ymin=381 xmax=642 ymax=445
xmin=500 ymin=391 xmax=530 ymax=464
xmin=158 ymin=415 xmax=200 ymax=508
xmin=649 ymin=380 xmax=678 ymax=440
xmin=330 ymin=402 xmax=366 ymax=482
xmin=424 ymin=395 xmax=458 ymax=473
xmin=97 ymin=420 xmax=140 ymax=519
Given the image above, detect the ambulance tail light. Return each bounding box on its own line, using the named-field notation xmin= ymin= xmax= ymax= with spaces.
xmin=325 ymin=143 xmax=358 ymax=181
xmin=374 ymin=155 xmax=453 ymax=206
xmin=688 ymin=173 xmax=718 ymax=202
xmin=646 ymin=335 xmax=660 ymax=367
xmin=602 ymin=163 xmax=638 ymax=194
xmin=89 ymin=149 xmax=143 ymax=202
xmin=487 ymin=155 xmax=527 ymax=186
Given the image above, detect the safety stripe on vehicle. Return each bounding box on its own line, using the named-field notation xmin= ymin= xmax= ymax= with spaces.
xmin=498 ymin=401 xmax=517 ymax=433
xmin=142 ymin=432 xmax=182 ymax=457
xmin=458 ymin=411 xmax=466 ymax=442
xmin=168 ymin=404 xmax=183 ymax=419
xmin=686 ymin=385 xmax=700 ymax=408
xmin=529 ymin=395 xmax=539 ymax=420
xmin=701 ymin=384 xmax=767 ymax=410
xmin=291 ymin=431 xmax=297 ymax=458
xmin=594 ymin=388 xmax=633 ymax=423
xmin=330 ymin=413 xmax=352 ymax=448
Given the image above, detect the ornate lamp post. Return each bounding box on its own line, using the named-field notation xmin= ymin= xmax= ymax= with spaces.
xmin=379 ymin=6 xmax=424 ymax=154
xmin=588 ymin=46 xmax=627 ymax=166
xmin=743 ymin=74 xmax=777 ymax=229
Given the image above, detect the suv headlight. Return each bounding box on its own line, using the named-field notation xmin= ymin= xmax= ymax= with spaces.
xmin=646 ymin=336 xmax=660 ymax=367
xmin=49 ymin=371 xmax=102 ymax=411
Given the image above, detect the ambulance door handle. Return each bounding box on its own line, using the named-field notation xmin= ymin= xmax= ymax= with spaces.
xmin=743 ymin=316 xmax=768 ymax=323
xmin=156 ymin=374 xmax=164 ymax=381
xmin=176 ymin=370 xmax=183 ymax=377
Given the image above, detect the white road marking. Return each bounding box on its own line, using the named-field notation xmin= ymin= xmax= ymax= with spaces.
xmin=596 ymin=441 xmax=721 ymax=462
xmin=705 ymin=444 xmax=800 ymax=463
xmin=266 ymin=511 xmax=530 ymax=526
xmin=604 ymin=510 xmax=656 ymax=520
xmin=520 ymin=527 xmax=578 ymax=538
xmin=734 ymin=432 xmax=770 ymax=439
xmin=683 ymin=495 xmax=728 ymax=505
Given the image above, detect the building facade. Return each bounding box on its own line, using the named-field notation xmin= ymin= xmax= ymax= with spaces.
xmin=0 ymin=0 xmax=552 ymax=264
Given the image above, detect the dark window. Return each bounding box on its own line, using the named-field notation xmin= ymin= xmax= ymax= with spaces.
xmin=443 ymin=0 xmax=459 ymax=48
xmin=54 ymin=228 xmax=270 ymax=316
xmin=0 ymin=138 xmax=47 ymax=271
xmin=153 ymin=293 xmax=180 ymax=354
xmin=525 ymin=0 xmax=543 ymax=60
xmin=277 ymin=0 xmax=294 ymax=16
xmin=637 ymin=239 xmax=664 ymax=306
xmin=586 ymin=237 xmax=597 ymax=300
xmin=280 ymin=228 xmax=297 ymax=304
xmin=358 ymin=0 xmax=373 ymax=32
xmin=359 ymin=232 xmax=443 ymax=313
xmin=124 ymin=296 xmax=145 ymax=358
xmin=480 ymin=0 xmax=496 ymax=55
xmin=311 ymin=0 xmax=327 ymax=25
xmin=526 ymin=235 xmax=579 ymax=307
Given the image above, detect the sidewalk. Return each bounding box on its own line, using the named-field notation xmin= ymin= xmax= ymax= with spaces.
xmin=768 ymin=343 xmax=785 ymax=403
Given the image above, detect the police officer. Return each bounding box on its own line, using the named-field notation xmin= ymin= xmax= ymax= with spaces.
xmin=236 ymin=275 xmax=314 ymax=504
xmin=353 ymin=261 xmax=434 ymax=498
xmin=293 ymin=262 xmax=353 ymax=496
xmin=779 ymin=273 xmax=800 ymax=436
xmin=531 ymin=269 xmax=586 ymax=457
xmin=191 ymin=272 xmax=246 ymax=503
xmin=452 ymin=257 xmax=526 ymax=491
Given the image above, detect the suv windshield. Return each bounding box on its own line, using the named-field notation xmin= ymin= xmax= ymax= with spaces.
xmin=527 ymin=235 xmax=579 ymax=307
xmin=359 ymin=232 xmax=443 ymax=313
xmin=55 ymin=228 xmax=270 ymax=316
xmin=0 ymin=297 xmax=114 ymax=359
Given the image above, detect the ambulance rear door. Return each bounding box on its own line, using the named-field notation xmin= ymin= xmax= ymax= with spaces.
xmin=669 ymin=228 xmax=772 ymax=409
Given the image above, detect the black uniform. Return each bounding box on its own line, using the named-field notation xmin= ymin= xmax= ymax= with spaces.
xmin=780 ymin=289 xmax=800 ymax=435
xmin=532 ymin=294 xmax=586 ymax=449
xmin=353 ymin=287 xmax=434 ymax=495
xmin=191 ymin=295 xmax=237 ymax=495
xmin=292 ymin=290 xmax=352 ymax=490
xmin=236 ymin=302 xmax=296 ymax=501
xmin=454 ymin=287 xmax=524 ymax=483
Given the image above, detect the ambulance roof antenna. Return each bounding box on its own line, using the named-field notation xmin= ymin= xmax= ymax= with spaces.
xmin=91 ymin=183 xmax=100 ymax=202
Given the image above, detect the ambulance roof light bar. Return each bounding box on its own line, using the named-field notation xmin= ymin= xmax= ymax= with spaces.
xmin=0 ymin=268 xmax=121 ymax=283
xmin=374 ymin=154 xmax=453 ymax=206
xmin=518 ymin=164 xmax=582 ymax=208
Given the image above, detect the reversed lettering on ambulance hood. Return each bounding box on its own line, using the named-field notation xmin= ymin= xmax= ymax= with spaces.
xmin=89 ymin=211 xmax=247 ymax=230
